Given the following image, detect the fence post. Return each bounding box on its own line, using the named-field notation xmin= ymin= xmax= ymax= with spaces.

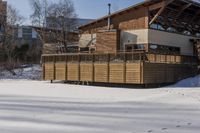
xmin=78 ymin=54 xmax=81 ymax=83
xmin=65 ymin=55 xmax=68 ymax=81
xmin=42 ymin=56 xmax=45 ymax=80
xmin=107 ymin=53 xmax=110 ymax=83
xmin=124 ymin=53 xmax=126 ymax=84
xmin=92 ymin=54 xmax=95 ymax=82
xmin=140 ymin=52 xmax=143 ymax=84
xmin=53 ymin=55 xmax=56 ymax=82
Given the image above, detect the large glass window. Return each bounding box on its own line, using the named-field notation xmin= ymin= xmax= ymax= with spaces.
xmin=125 ymin=44 xmax=145 ymax=52
xmin=22 ymin=28 xmax=32 ymax=34
xmin=149 ymin=44 xmax=180 ymax=55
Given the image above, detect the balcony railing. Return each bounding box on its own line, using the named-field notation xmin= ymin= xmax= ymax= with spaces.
xmin=42 ymin=52 xmax=198 ymax=65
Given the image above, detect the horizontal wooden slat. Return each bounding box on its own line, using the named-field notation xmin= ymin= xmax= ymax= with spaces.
xmin=67 ymin=63 xmax=79 ymax=81
xmin=44 ymin=63 xmax=54 ymax=80
xmin=109 ymin=63 xmax=125 ymax=83
xmin=55 ymin=63 xmax=66 ymax=80
xmin=94 ymin=63 xmax=108 ymax=83
xmin=126 ymin=63 xmax=141 ymax=84
xmin=80 ymin=63 xmax=93 ymax=82
xmin=42 ymin=53 xmax=197 ymax=86
xmin=143 ymin=63 xmax=197 ymax=84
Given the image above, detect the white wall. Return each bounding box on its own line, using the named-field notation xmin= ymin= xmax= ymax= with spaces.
xmin=148 ymin=29 xmax=199 ymax=56
xmin=79 ymin=33 xmax=96 ymax=48
xmin=120 ymin=29 xmax=199 ymax=55
xmin=120 ymin=29 xmax=148 ymax=50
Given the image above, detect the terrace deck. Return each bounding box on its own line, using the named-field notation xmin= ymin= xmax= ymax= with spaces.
xmin=42 ymin=52 xmax=198 ymax=86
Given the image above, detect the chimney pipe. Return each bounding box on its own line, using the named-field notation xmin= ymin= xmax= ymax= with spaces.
xmin=108 ymin=3 xmax=111 ymax=30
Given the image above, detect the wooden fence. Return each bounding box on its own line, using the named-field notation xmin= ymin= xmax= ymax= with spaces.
xmin=42 ymin=52 xmax=198 ymax=85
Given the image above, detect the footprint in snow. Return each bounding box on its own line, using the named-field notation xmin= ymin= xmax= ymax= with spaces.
xmin=176 ymin=125 xmax=181 ymax=128
xmin=161 ymin=128 xmax=168 ymax=130
xmin=147 ymin=130 xmax=153 ymax=133
xmin=187 ymin=123 xmax=192 ymax=126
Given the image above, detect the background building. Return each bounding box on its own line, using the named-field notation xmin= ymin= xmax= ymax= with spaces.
xmin=0 ymin=0 xmax=6 ymax=43
xmin=0 ymin=0 xmax=6 ymax=62
xmin=14 ymin=26 xmax=40 ymax=46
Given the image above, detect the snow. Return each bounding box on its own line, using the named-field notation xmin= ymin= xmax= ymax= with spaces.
xmin=0 ymin=65 xmax=200 ymax=133
xmin=0 ymin=80 xmax=199 ymax=133
xmin=0 ymin=65 xmax=41 ymax=80
xmin=170 ymin=75 xmax=200 ymax=87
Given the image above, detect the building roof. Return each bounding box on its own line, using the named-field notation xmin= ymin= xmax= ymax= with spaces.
xmin=78 ymin=0 xmax=156 ymax=29
xmin=78 ymin=0 xmax=200 ymax=34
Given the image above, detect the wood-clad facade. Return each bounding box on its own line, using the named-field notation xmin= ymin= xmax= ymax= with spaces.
xmin=96 ymin=30 xmax=120 ymax=53
xmin=42 ymin=53 xmax=198 ymax=86
xmin=42 ymin=0 xmax=200 ymax=86
xmin=78 ymin=0 xmax=200 ymax=57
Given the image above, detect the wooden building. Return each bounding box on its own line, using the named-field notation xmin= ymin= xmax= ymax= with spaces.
xmin=78 ymin=0 xmax=200 ymax=57
xmin=42 ymin=0 xmax=200 ymax=87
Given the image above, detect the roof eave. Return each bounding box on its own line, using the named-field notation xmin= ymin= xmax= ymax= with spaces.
xmin=78 ymin=0 xmax=200 ymax=30
xmin=78 ymin=0 xmax=159 ymax=30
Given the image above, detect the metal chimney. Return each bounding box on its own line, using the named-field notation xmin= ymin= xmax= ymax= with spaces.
xmin=108 ymin=3 xmax=111 ymax=30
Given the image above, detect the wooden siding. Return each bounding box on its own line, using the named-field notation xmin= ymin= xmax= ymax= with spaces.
xmin=109 ymin=63 xmax=125 ymax=83
xmin=42 ymin=53 xmax=198 ymax=85
xmin=143 ymin=63 xmax=197 ymax=84
xmin=94 ymin=63 xmax=109 ymax=83
xmin=118 ymin=8 xmax=148 ymax=30
xmin=126 ymin=63 xmax=142 ymax=84
xmin=44 ymin=63 xmax=54 ymax=80
xmin=80 ymin=7 xmax=148 ymax=33
xmin=96 ymin=30 xmax=120 ymax=53
xmin=80 ymin=63 xmax=93 ymax=82
xmin=55 ymin=63 xmax=66 ymax=80
xmin=67 ymin=63 xmax=79 ymax=81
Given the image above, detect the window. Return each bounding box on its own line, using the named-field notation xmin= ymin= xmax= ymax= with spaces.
xmin=149 ymin=44 xmax=180 ymax=55
xmin=22 ymin=28 xmax=32 ymax=34
xmin=125 ymin=44 xmax=145 ymax=52
xmin=126 ymin=46 xmax=133 ymax=52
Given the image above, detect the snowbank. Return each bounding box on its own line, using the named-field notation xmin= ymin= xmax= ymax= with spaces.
xmin=170 ymin=75 xmax=200 ymax=87
xmin=0 ymin=65 xmax=42 ymax=80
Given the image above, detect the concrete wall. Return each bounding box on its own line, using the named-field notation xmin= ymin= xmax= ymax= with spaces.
xmin=120 ymin=29 xmax=148 ymax=50
xmin=120 ymin=29 xmax=199 ymax=55
xmin=148 ymin=29 xmax=199 ymax=56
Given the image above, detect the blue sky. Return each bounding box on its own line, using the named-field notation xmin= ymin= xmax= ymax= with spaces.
xmin=6 ymin=0 xmax=143 ymax=24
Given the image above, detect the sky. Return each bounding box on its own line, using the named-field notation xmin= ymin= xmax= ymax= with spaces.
xmin=5 ymin=0 xmax=142 ymax=24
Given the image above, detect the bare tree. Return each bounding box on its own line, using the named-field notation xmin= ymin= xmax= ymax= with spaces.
xmin=47 ymin=0 xmax=77 ymax=52
xmin=29 ymin=0 xmax=48 ymax=51
xmin=30 ymin=0 xmax=77 ymax=53
xmin=1 ymin=5 xmax=24 ymax=75
xmin=29 ymin=0 xmax=48 ymax=27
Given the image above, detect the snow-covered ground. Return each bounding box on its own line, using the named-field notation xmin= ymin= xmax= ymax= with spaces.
xmin=0 ymin=65 xmax=41 ymax=80
xmin=0 ymin=80 xmax=200 ymax=133
xmin=170 ymin=75 xmax=200 ymax=87
xmin=0 ymin=65 xmax=200 ymax=133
